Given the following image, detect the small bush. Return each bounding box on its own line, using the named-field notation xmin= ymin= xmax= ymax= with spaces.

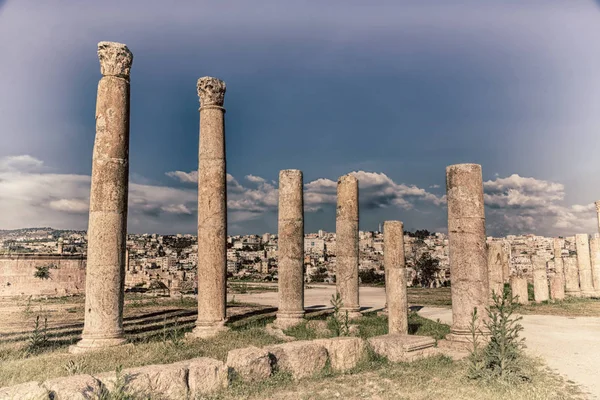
xmin=327 ymin=293 xmax=350 ymax=337
xmin=33 ymin=265 xmax=55 ymax=280
xmin=26 ymin=316 xmax=49 ymax=355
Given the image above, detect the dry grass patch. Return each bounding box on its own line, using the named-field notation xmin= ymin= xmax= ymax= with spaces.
xmin=407 ymin=287 xmax=452 ymax=307
xmin=518 ymin=297 xmax=600 ymax=317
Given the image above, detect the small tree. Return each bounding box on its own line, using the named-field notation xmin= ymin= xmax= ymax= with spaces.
xmin=34 ymin=264 xmax=55 ymax=280
xmin=411 ymin=253 xmax=440 ymax=287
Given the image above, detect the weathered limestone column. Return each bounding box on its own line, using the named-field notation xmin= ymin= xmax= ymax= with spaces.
xmin=553 ymin=238 xmax=564 ymax=281
xmin=190 ymin=77 xmax=228 ymax=339
xmin=589 ymin=235 xmax=600 ymax=294
xmin=563 ymin=256 xmax=581 ymax=297
xmin=595 ymin=201 xmax=600 ymax=235
xmin=532 ymin=255 xmax=549 ymax=302
xmin=57 ymin=238 xmax=64 ymax=255
xmin=549 ymin=275 xmax=565 ymax=300
xmin=336 ymin=174 xmax=361 ymax=318
xmin=501 ymin=240 xmax=511 ymax=283
xmin=510 ymin=276 xmax=529 ymax=305
xmin=446 ymin=164 xmax=489 ymax=342
xmin=384 ymin=221 xmax=408 ymax=335
xmin=487 ymin=241 xmax=504 ymax=300
xmin=70 ymin=42 xmax=132 ymax=353
xmin=575 ymin=234 xmax=595 ymax=297
xmin=274 ymin=170 xmax=305 ymax=329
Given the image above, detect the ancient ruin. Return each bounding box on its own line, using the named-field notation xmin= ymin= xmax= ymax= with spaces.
xmin=70 ymin=42 xmax=133 ymax=354
xmin=575 ymin=234 xmax=595 ymax=297
xmin=384 ymin=221 xmax=408 ymax=335
xmin=510 ymin=276 xmax=529 ymax=304
xmin=336 ymin=174 xmax=361 ymax=318
xmin=445 ymin=163 xmax=489 ymax=342
xmin=532 ymin=255 xmax=549 ymax=302
xmin=487 ymin=241 xmax=504 ymax=299
xmin=590 ymin=235 xmax=600 ymax=294
xmin=190 ymin=77 xmax=229 ymax=339
xmin=563 ymin=256 xmax=581 ymax=297
xmin=274 ymin=170 xmax=305 ymax=329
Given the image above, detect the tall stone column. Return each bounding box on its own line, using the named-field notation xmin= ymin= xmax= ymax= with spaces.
xmin=510 ymin=276 xmax=529 ymax=305
xmin=384 ymin=221 xmax=407 ymax=335
xmin=446 ymin=164 xmax=489 ymax=342
xmin=589 ymin=235 xmax=600 ymax=294
xmin=70 ymin=42 xmax=132 ymax=354
xmin=575 ymin=234 xmax=595 ymax=297
xmin=274 ymin=170 xmax=305 ymax=329
xmin=553 ymin=238 xmax=564 ymax=280
xmin=191 ymin=77 xmax=228 ymax=339
xmin=487 ymin=241 xmax=504 ymax=300
xmin=549 ymin=275 xmax=565 ymax=300
xmin=336 ymin=174 xmax=361 ymax=318
xmin=563 ymin=256 xmax=581 ymax=297
xmin=532 ymin=255 xmax=549 ymax=302
xmin=595 ymin=201 xmax=600 ymax=235
xmin=501 ymin=240 xmax=511 ymax=283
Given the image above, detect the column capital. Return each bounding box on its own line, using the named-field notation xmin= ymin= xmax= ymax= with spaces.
xmin=197 ymin=77 xmax=226 ymax=108
xmin=98 ymin=42 xmax=133 ymax=79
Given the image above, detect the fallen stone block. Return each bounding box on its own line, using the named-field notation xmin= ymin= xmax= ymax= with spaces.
xmin=265 ymin=341 xmax=328 ymax=379
xmin=114 ymin=363 xmax=188 ymax=399
xmin=179 ymin=357 xmax=230 ymax=396
xmin=368 ymin=334 xmax=436 ymax=363
xmin=313 ymin=337 xmax=367 ymax=372
xmin=43 ymin=374 xmax=103 ymax=400
xmin=227 ymin=346 xmax=272 ymax=382
xmin=0 ymin=381 xmax=49 ymax=400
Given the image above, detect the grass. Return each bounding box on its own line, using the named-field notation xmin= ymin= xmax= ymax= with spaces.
xmin=407 ymin=287 xmax=452 ymax=307
xmin=204 ymin=354 xmax=584 ymax=400
xmin=517 ymin=296 xmax=600 ymax=317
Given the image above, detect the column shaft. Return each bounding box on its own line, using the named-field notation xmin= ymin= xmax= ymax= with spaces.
xmin=589 ymin=236 xmax=600 ymax=294
xmin=192 ymin=77 xmax=228 ymax=338
xmin=275 ymin=170 xmax=305 ymax=329
xmin=563 ymin=256 xmax=581 ymax=296
xmin=510 ymin=276 xmax=528 ymax=305
xmin=336 ymin=175 xmax=361 ymax=318
xmin=384 ymin=221 xmax=407 ymax=335
xmin=71 ymin=42 xmax=132 ymax=353
xmin=446 ymin=163 xmax=489 ymax=341
xmin=487 ymin=241 xmax=504 ymax=300
xmin=575 ymin=234 xmax=594 ymax=296
xmin=532 ymin=255 xmax=549 ymax=302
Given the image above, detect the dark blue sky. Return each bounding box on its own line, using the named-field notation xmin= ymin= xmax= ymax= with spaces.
xmin=1 ymin=1 xmax=600 ymax=236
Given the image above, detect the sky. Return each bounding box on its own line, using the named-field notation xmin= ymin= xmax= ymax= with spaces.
xmin=1 ymin=0 xmax=600 ymax=237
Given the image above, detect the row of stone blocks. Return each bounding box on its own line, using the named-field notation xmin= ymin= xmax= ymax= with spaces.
xmin=0 ymin=335 xmax=437 ymax=400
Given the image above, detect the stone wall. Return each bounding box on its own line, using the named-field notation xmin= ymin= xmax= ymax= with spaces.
xmin=0 ymin=254 xmax=86 ymax=297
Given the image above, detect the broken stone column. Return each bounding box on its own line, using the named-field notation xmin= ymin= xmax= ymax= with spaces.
xmin=501 ymin=240 xmax=511 ymax=283
xmin=575 ymin=234 xmax=595 ymax=297
xmin=563 ymin=256 xmax=581 ymax=297
xmin=487 ymin=241 xmax=504 ymax=300
xmin=70 ymin=42 xmax=133 ymax=353
xmin=510 ymin=276 xmax=529 ymax=305
xmin=553 ymin=238 xmax=564 ymax=281
xmin=336 ymin=174 xmax=361 ymax=319
xmin=532 ymin=255 xmax=549 ymax=303
xmin=384 ymin=221 xmax=407 ymax=335
xmin=274 ymin=170 xmax=305 ymax=329
xmin=589 ymin=235 xmax=600 ymax=294
xmin=446 ymin=164 xmax=489 ymax=342
xmin=595 ymin=201 xmax=600 ymax=235
xmin=549 ymin=275 xmax=565 ymax=300
xmin=191 ymin=77 xmax=228 ymax=339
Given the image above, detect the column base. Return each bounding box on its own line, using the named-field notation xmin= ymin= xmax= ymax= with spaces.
xmin=443 ymin=328 xmax=489 ymax=351
xmin=186 ymin=321 xmax=229 ymax=339
xmin=68 ymin=336 xmax=129 ymax=354
xmin=566 ymin=291 xmax=582 ymax=298
xmin=274 ymin=311 xmax=305 ymax=330
xmin=580 ymin=291 xmax=597 ymax=298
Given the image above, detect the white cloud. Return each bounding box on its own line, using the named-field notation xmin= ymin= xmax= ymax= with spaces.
xmin=165 ymin=170 xmax=198 ymax=184
xmin=0 ymin=155 xmax=45 ymax=172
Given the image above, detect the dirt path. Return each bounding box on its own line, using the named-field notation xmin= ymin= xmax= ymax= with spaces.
xmin=235 ymin=285 xmax=600 ymax=399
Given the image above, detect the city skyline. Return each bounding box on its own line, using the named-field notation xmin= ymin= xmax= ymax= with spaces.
xmin=1 ymin=1 xmax=600 ymax=236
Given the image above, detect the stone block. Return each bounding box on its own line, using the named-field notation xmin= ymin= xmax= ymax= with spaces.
xmin=226 ymin=346 xmax=272 ymax=382
xmin=368 ymin=334 xmax=436 ymax=363
xmin=100 ymin=363 xmax=188 ymax=399
xmin=181 ymin=357 xmax=229 ymax=396
xmin=313 ymin=337 xmax=367 ymax=372
xmin=43 ymin=374 xmax=103 ymax=400
xmin=0 ymin=381 xmax=48 ymax=400
xmin=265 ymin=340 xmax=328 ymax=379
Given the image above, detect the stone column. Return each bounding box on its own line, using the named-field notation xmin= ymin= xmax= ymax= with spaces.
xmin=595 ymin=201 xmax=600 ymax=235
xmin=563 ymin=256 xmax=581 ymax=297
xmin=190 ymin=77 xmax=228 ymax=339
xmin=510 ymin=276 xmax=529 ymax=305
xmin=70 ymin=42 xmax=132 ymax=354
xmin=553 ymin=238 xmax=564 ymax=281
xmin=57 ymin=238 xmax=64 ymax=255
xmin=487 ymin=241 xmax=504 ymax=300
xmin=384 ymin=221 xmax=408 ymax=335
xmin=532 ymin=255 xmax=549 ymax=302
xmin=549 ymin=275 xmax=565 ymax=300
xmin=446 ymin=164 xmax=489 ymax=342
xmin=501 ymin=240 xmax=511 ymax=283
xmin=589 ymin=235 xmax=600 ymax=294
xmin=575 ymin=234 xmax=595 ymax=297
xmin=336 ymin=174 xmax=361 ymax=318
xmin=274 ymin=170 xmax=305 ymax=329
